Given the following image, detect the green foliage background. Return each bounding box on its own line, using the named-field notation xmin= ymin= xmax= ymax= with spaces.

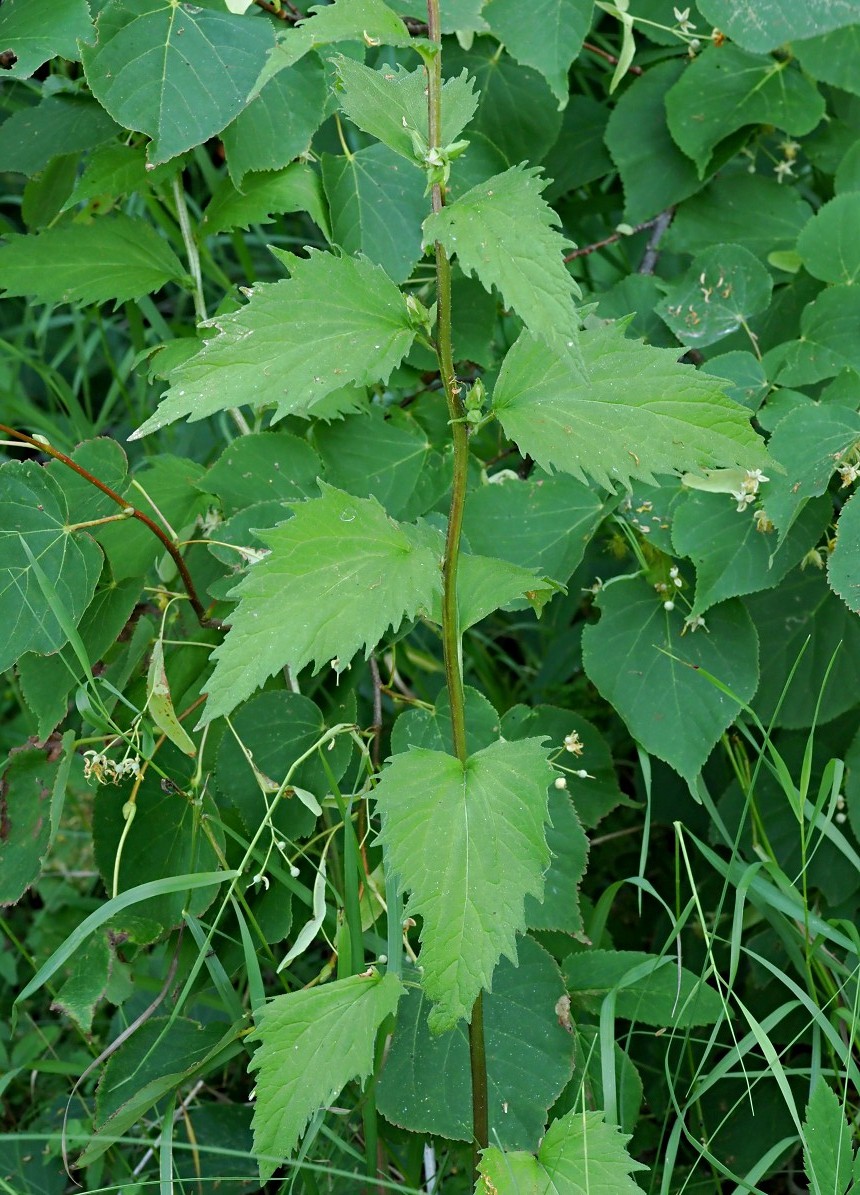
xmin=1 ymin=0 xmax=860 ymax=1191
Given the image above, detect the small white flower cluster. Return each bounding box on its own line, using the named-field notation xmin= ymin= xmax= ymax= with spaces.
xmin=564 ymin=731 xmax=584 ymax=756
xmin=838 ymin=461 xmax=860 ymax=488
xmin=835 ymin=793 xmax=847 ymax=826
xmin=774 ymin=140 xmax=801 ymax=184
xmin=83 ymin=750 xmax=142 ymax=786
xmin=682 ymin=613 xmax=707 ymax=634
xmin=731 ymin=469 xmax=769 ymax=513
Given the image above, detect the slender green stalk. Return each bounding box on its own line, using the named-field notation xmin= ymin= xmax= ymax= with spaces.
xmin=425 ymin=0 xmax=489 ymax=1168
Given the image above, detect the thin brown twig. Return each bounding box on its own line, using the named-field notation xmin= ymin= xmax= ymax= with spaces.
xmin=563 ymin=215 xmax=663 ymax=263
xmin=639 ymin=206 xmax=675 ymax=274
xmin=0 ymin=423 xmax=225 ymax=631
xmin=583 ymin=40 xmax=643 ymax=74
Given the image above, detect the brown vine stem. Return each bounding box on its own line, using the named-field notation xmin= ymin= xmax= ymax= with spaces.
xmin=424 ymin=0 xmax=489 ymax=1175
xmin=582 ymin=39 xmax=643 ymax=73
xmin=0 ymin=423 xmax=225 ymax=631
xmin=563 ymin=213 xmax=664 ymax=263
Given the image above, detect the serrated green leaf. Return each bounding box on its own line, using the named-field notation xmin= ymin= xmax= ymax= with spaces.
xmin=222 ymin=55 xmax=326 ymax=187
xmin=444 ymin=37 xmax=563 ymax=167
xmin=747 ymin=570 xmax=860 ymax=729
xmin=82 ymin=0 xmax=275 ymax=165
xmin=200 ymin=484 xmax=442 ymax=721
xmin=794 ymin=25 xmax=860 ymax=96
xmin=0 ymin=214 xmax=185 ymax=305
xmin=563 ymin=949 xmax=725 ymax=1027
xmin=51 ymin=932 xmax=112 ymax=1035
xmin=665 ymin=45 xmax=825 ymax=177
xmin=0 ymin=0 xmax=94 ymax=78
xmin=763 ymin=405 xmax=860 ymax=539
xmin=604 ymin=60 xmax=703 ymax=223
xmin=0 ymin=460 xmax=103 ymax=672
xmin=803 ymin=1077 xmax=855 ymax=1195
xmin=462 ymin=472 xmax=606 ymax=585
xmin=201 ymin=432 xmax=321 ymax=517
xmin=665 ymin=170 xmax=813 ymax=259
xmin=424 ymin=166 xmax=581 ymax=359
xmin=322 ymin=144 xmax=427 ymax=283
xmin=375 ymin=737 xmax=553 ymax=1031
xmin=313 ymin=407 xmax=430 ymax=517
xmin=377 ymin=938 xmax=573 ymax=1150
xmin=249 ymin=972 xmax=403 ymax=1181
xmin=582 ymin=578 xmax=759 ymax=781
xmin=0 ymin=746 xmax=62 ymax=905
xmin=0 ymin=95 xmax=119 ymax=178
xmin=261 ymin=0 xmax=414 ymax=74
xmin=829 ymin=491 xmax=860 ymax=614
xmin=441 ymin=553 xmax=554 ymax=628
xmin=483 ymin=0 xmax=592 ymax=104
xmin=201 ymin=163 xmax=331 ymax=239
xmin=696 ymin=0 xmax=859 ymax=54
xmin=493 ymin=324 xmax=767 ymax=491
xmin=335 ymin=59 xmax=479 ymax=161
xmin=672 ymin=491 xmax=832 ymax=614
xmin=132 ymin=251 xmax=416 ymax=437
xmin=797 ymin=193 xmax=860 ymax=285
xmin=657 ymin=244 xmax=772 ymax=348
xmin=477 ymin=1109 xmax=646 ymax=1195
xmin=768 ymin=285 xmax=860 ymax=387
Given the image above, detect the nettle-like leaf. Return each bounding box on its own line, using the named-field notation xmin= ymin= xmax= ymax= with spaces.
xmin=0 ymin=215 xmax=185 ymax=306
xmin=423 ymin=165 xmax=582 ymax=360
xmin=829 ymin=491 xmax=860 ymax=614
xmin=200 ymin=484 xmax=443 ymax=722
xmin=0 ymin=0 xmax=94 ymax=78
xmin=374 ymin=737 xmax=554 ymax=1032
xmin=582 ymin=577 xmax=759 ymax=783
xmin=0 ymin=460 xmax=103 ymax=672
xmin=493 ymin=323 xmax=767 ymax=490
xmin=696 ymin=0 xmax=859 ymax=55
xmin=796 ymin=193 xmax=860 ymax=286
xmin=249 ymin=972 xmax=403 ymax=1182
xmin=261 ymin=0 xmax=414 ymax=73
xmin=0 ymin=95 xmax=119 ymax=179
xmin=335 ymin=59 xmax=479 ymax=161
xmin=132 ymin=251 xmax=417 ymax=438
xmin=0 ymin=745 xmax=63 ymax=906
xmin=665 ymin=45 xmax=825 ymax=177
xmin=656 ymin=244 xmax=773 ymax=348
xmin=802 ymin=1076 xmax=856 ymax=1195
xmin=484 ymin=0 xmax=593 ymax=105
xmin=477 ymin=1109 xmax=647 ymax=1195
xmin=82 ymin=0 xmax=276 ymax=165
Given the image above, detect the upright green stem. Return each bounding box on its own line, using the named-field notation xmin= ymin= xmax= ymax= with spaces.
xmin=425 ymin=0 xmax=489 ymax=1167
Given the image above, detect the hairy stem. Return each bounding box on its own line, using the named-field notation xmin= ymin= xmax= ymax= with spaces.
xmin=425 ymin=0 xmax=489 ymax=1169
